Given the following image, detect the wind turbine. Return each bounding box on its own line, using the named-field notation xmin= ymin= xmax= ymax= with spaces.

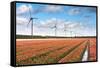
xmin=50 ymin=19 xmax=57 ymax=36
xmin=64 ymin=24 xmax=68 ymax=37
xmin=72 ymin=31 xmax=77 ymax=37
xmin=69 ymin=31 xmax=73 ymax=37
xmin=63 ymin=21 xmax=74 ymax=37
xmin=74 ymin=32 xmax=77 ymax=37
xmin=27 ymin=4 xmax=38 ymax=36
xmin=51 ymin=23 xmax=57 ymax=36
xmin=63 ymin=20 xmax=72 ymax=37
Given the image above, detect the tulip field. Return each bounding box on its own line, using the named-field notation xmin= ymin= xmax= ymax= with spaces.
xmin=16 ymin=37 xmax=97 ymax=65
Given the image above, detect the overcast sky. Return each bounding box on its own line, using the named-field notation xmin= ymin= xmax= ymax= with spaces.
xmin=16 ymin=3 xmax=96 ymax=37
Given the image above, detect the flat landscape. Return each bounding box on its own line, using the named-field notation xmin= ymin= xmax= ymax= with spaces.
xmin=16 ymin=37 xmax=96 ymax=65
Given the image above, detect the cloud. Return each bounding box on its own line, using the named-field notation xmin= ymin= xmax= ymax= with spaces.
xmin=85 ymin=7 xmax=96 ymax=13
xmin=17 ymin=4 xmax=63 ymax=17
xmin=38 ymin=18 xmax=65 ymax=29
xmin=16 ymin=17 xmax=29 ymax=25
xmin=44 ymin=5 xmax=63 ymax=13
xmin=38 ymin=18 xmax=57 ymax=28
xmin=37 ymin=18 xmax=83 ymax=34
xmin=68 ymin=7 xmax=96 ymax=16
xmin=84 ymin=15 xmax=91 ymax=18
xmin=17 ymin=4 xmax=32 ymax=15
xmin=38 ymin=19 xmax=90 ymax=36
xmin=68 ymin=8 xmax=81 ymax=15
xmin=66 ymin=22 xmax=81 ymax=28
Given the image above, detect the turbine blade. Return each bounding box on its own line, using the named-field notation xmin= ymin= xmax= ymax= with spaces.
xmin=29 ymin=8 xmax=32 ymax=18
xmin=26 ymin=4 xmax=32 ymax=18
xmin=27 ymin=19 xmax=31 ymax=27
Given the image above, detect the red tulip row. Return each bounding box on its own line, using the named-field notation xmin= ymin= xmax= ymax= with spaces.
xmin=89 ymin=38 xmax=96 ymax=61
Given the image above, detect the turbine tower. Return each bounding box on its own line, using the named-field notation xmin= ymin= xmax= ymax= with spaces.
xmin=51 ymin=23 xmax=57 ymax=36
xmin=27 ymin=4 xmax=38 ymax=36
xmin=50 ymin=19 xmax=58 ymax=36
xmin=64 ymin=24 xmax=67 ymax=36
xmin=54 ymin=23 xmax=57 ymax=36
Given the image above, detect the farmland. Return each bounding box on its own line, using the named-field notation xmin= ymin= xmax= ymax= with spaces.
xmin=16 ymin=37 xmax=97 ymax=65
xmin=89 ymin=38 xmax=97 ymax=61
